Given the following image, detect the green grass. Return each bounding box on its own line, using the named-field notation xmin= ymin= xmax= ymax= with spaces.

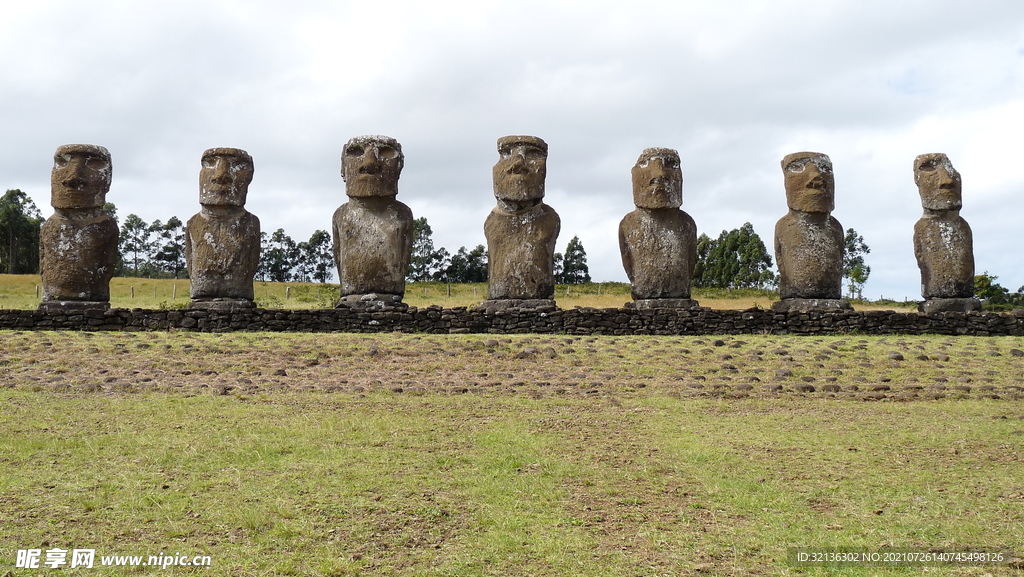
xmin=0 ymin=274 xmax=920 ymax=311
xmin=1 ymin=393 xmax=1020 ymax=575
xmin=1 ymin=331 xmax=1022 ymax=575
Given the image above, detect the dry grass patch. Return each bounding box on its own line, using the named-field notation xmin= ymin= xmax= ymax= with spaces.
xmin=1 ymin=332 xmax=1023 ymax=402
xmin=0 ymin=275 xmax=919 ymax=311
xmin=1 ymin=331 xmax=1022 ymax=575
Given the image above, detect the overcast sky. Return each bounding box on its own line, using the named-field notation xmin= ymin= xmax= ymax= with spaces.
xmin=2 ymin=1 xmax=1022 ymax=299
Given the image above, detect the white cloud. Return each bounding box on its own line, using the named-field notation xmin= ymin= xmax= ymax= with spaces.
xmin=3 ymin=0 xmax=1023 ymax=297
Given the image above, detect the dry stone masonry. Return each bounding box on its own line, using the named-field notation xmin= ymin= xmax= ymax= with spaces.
xmin=772 ymin=152 xmax=851 ymax=313
xmin=912 ymin=153 xmax=981 ymax=314
xmin=185 ymin=148 xmax=261 ymax=310
xmin=2 ymin=304 xmax=1022 ymax=336
xmin=19 ymin=140 xmax=1023 ymax=335
xmin=481 ymin=135 xmax=560 ymax=312
xmin=38 ymin=144 xmax=119 ymax=311
xmin=618 ymin=147 xmax=699 ymax=309
xmin=332 ymin=136 xmax=414 ymax=307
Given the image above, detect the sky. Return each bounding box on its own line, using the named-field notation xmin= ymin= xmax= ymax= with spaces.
xmin=2 ymin=0 xmax=1022 ymax=300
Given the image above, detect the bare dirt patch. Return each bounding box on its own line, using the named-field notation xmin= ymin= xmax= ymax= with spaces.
xmin=2 ymin=331 xmax=1023 ymax=575
xmin=3 ymin=332 xmax=1022 ymax=404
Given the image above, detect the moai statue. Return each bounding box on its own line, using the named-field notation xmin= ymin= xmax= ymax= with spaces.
xmin=913 ymin=153 xmax=981 ymax=313
xmin=185 ymin=148 xmax=261 ymax=310
xmin=481 ymin=135 xmax=560 ymax=312
xmin=39 ymin=144 xmax=119 ymax=311
xmin=618 ymin=147 xmax=699 ymax=309
xmin=772 ymin=151 xmax=851 ymax=312
xmin=332 ymin=135 xmax=414 ymax=307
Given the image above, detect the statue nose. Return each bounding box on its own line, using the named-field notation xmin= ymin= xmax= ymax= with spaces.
xmin=212 ymin=160 xmax=233 ymax=183
xmin=62 ymin=157 xmax=89 ymax=187
xmin=509 ymin=152 xmax=529 ymax=174
xmin=359 ymin=149 xmax=381 ymax=174
xmin=804 ymin=166 xmax=824 ymax=188
xmin=937 ymin=170 xmax=956 ymax=188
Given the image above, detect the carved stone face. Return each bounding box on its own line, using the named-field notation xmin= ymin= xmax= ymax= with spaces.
xmin=50 ymin=144 xmax=111 ymax=210
xmin=782 ymin=151 xmax=834 ymax=213
xmin=631 ymin=147 xmax=682 ymax=209
xmin=914 ymin=153 xmax=962 ymax=211
xmin=493 ymin=135 xmax=547 ymax=202
xmin=342 ymin=136 xmax=403 ymax=198
xmin=199 ymin=148 xmax=254 ymax=207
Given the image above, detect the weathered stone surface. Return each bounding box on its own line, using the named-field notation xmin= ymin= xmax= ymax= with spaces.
xmin=630 ymin=147 xmax=682 ymax=209
xmin=771 ymin=298 xmax=852 ymax=312
xmin=485 ymin=136 xmax=560 ymax=301
xmin=337 ymin=293 xmax=404 ymax=309
xmin=2 ymin=305 xmax=1023 ymax=336
xmin=333 ymin=136 xmax=414 ymax=303
xmin=38 ymin=301 xmax=110 ymax=312
xmin=619 ymin=147 xmax=698 ymax=302
xmin=913 ymin=153 xmax=977 ymax=305
xmin=186 ymin=148 xmax=260 ymax=304
xmin=627 ymin=298 xmax=701 ymax=310
xmin=919 ymin=297 xmax=981 ymax=313
xmin=39 ymin=144 xmax=118 ymax=307
xmin=774 ymin=152 xmax=844 ymax=302
xmin=474 ymin=299 xmax=557 ymax=313
xmin=188 ymin=299 xmax=257 ymax=311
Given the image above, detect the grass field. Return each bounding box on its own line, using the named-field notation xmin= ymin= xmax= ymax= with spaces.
xmin=1 ymin=331 xmax=1022 ymax=575
xmin=0 ymin=274 xmax=918 ymax=311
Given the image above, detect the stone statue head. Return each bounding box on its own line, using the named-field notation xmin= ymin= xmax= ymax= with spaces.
xmin=341 ymin=135 xmax=404 ymax=198
xmin=914 ymin=153 xmax=962 ymax=211
xmin=782 ymin=151 xmax=834 ymax=213
xmin=50 ymin=144 xmax=111 ymax=210
xmin=631 ymin=147 xmax=682 ymax=209
xmin=199 ymin=148 xmax=254 ymax=207
xmin=493 ymin=135 xmax=547 ymax=202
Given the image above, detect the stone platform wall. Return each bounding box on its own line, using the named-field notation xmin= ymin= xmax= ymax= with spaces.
xmin=2 ymin=306 xmax=1023 ymax=336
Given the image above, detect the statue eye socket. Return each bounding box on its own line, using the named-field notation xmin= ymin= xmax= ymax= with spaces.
xmin=524 ymin=147 xmax=544 ymax=159
xmin=377 ymin=146 xmax=399 ymax=160
xmin=345 ymin=145 xmax=364 ymax=157
xmin=664 ymin=158 xmax=679 ymax=169
xmin=786 ymin=162 xmax=805 ymax=173
xmin=918 ymin=162 xmax=937 ymax=172
xmin=202 ymin=157 xmax=218 ymax=169
xmin=54 ymin=154 xmax=71 ymax=168
xmin=85 ymin=158 xmax=107 ymax=170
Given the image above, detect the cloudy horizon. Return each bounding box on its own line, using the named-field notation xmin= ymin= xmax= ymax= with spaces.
xmin=3 ymin=1 xmax=1022 ymax=300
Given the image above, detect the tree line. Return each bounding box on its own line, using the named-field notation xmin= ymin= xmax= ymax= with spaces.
xmin=407 ymin=217 xmax=592 ymax=284
xmin=115 ymin=206 xmax=335 ymax=283
xmin=974 ymin=272 xmax=1024 ymax=310
xmin=0 ymin=191 xmax=596 ymax=285
xmin=693 ymin=222 xmax=871 ymax=299
xmin=2 ymin=188 xmax=884 ymax=297
xmin=0 ymin=189 xmax=43 ymax=274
